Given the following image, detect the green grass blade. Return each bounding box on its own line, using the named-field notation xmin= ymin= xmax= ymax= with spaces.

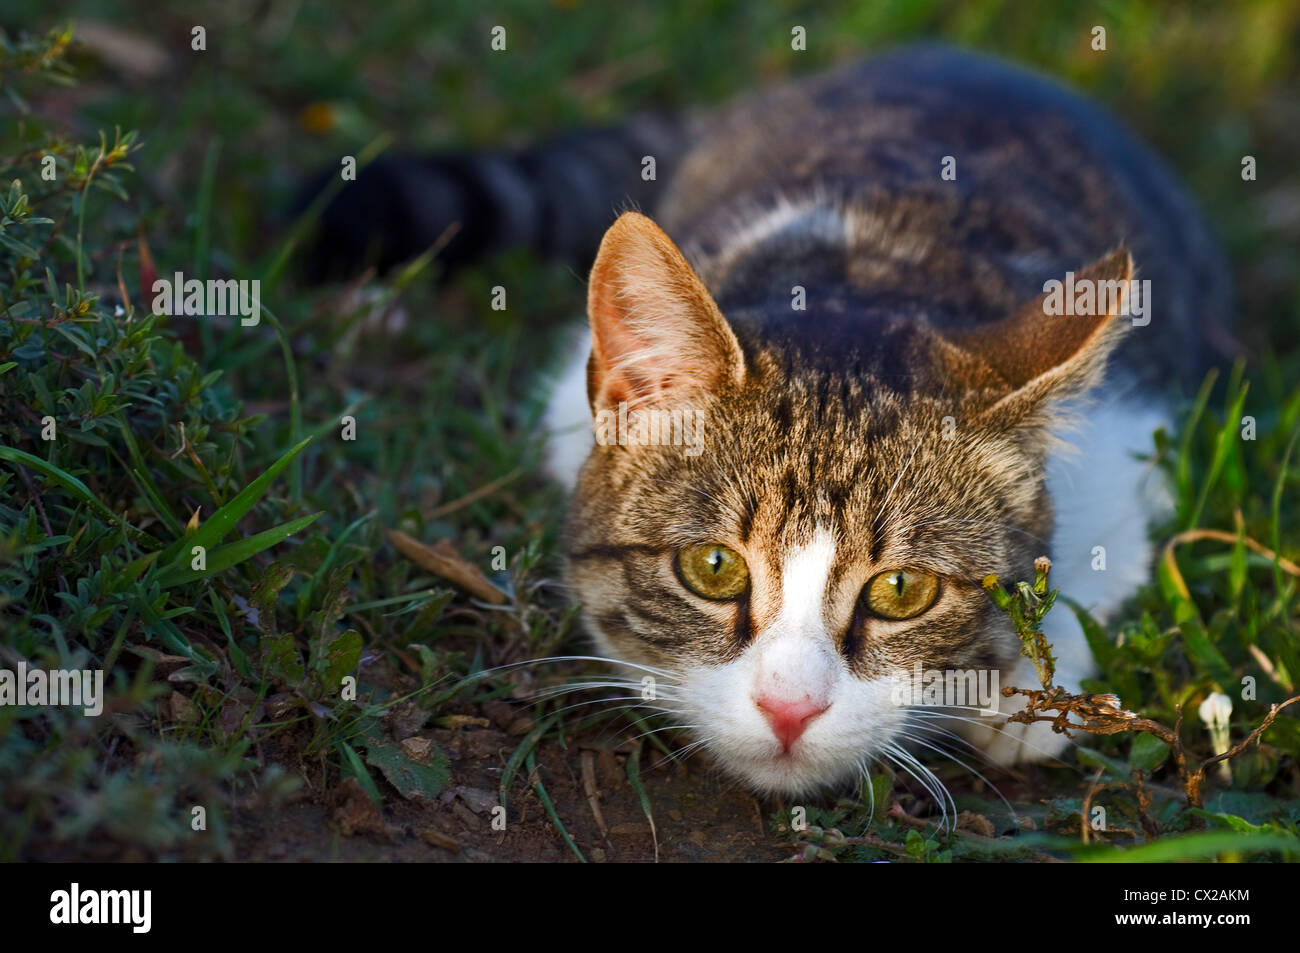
xmin=339 ymin=741 xmax=383 ymax=805
xmin=1270 ymin=426 xmax=1299 ymax=636
xmin=259 ymin=304 xmax=303 ymax=502
xmin=1064 ymin=597 xmax=1114 ymax=671
xmin=0 ymin=444 xmax=147 ymax=540
xmin=1186 ymin=378 xmax=1248 ymax=529
xmin=156 ymin=511 xmax=322 ymax=587
xmin=1077 ymin=830 xmax=1298 ymax=862
xmin=1175 ymin=369 xmax=1218 ymax=524
xmin=525 ymin=750 xmax=586 ymax=863
xmin=159 ymin=435 xmax=312 ymax=563
xmin=626 ymin=741 xmax=659 ymax=862
xmin=499 ymin=715 xmax=557 ymax=812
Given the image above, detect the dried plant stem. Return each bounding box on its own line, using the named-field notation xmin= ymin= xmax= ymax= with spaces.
xmin=986 ymin=557 xmax=1300 ymax=809
xmin=1164 ymin=528 xmax=1300 ymax=578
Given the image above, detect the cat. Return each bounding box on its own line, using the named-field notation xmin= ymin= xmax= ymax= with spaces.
xmin=307 ymin=45 xmax=1235 ymax=798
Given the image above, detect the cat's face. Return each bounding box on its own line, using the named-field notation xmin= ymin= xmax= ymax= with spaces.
xmin=564 ymin=212 xmax=1129 ymax=796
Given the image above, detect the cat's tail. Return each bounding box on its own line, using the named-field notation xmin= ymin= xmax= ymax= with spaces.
xmin=294 ymin=112 xmax=692 ymax=282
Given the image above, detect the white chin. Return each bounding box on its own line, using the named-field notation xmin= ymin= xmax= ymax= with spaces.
xmin=721 ymin=747 xmax=860 ymax=799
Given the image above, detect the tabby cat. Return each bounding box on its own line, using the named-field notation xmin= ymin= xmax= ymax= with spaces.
xmin=310 ymin=46 xmax=1234 ymax=797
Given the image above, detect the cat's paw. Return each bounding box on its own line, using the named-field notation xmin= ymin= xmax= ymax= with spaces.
xmin=981 ymin=716 xmax=1072 ymax=766
xmin=961 ymin=654 xmax=1079 ymax=766
xmin=977 ymin=606 xmax=1101 ymax=766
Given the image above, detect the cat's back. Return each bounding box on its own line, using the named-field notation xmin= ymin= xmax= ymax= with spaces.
xmin=659 ymin=45 xmax=1234 ymax=388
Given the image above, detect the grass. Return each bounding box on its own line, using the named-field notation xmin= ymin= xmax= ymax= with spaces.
xmin=0 ymin=1 xmax=1298 ymax=861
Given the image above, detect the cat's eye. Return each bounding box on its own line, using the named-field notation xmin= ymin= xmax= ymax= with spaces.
xmin=865 ymin=569 xmax=940 ymax=620
xmin=677 ymin=543 xmax=750 ymax=600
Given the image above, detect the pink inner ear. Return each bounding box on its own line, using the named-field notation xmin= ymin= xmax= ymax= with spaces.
xmin=589 ymin=292 xmax=656 ymax=407
xmin=586 ymin=212 xmax=745 ymax=412
xmin=592 ymin=298 xmax=727 ymax=408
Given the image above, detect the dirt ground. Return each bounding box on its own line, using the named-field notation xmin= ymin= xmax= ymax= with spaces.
xmin=231 ymin=705 xmax=794 ymax=863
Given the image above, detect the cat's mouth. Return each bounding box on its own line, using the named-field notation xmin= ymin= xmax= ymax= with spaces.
xmin=713 ymin=733 xmax=864 ymax=798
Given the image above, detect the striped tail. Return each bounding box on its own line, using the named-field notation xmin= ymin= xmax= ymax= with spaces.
xmin=296 ymin=112 xmax=691 ymax=282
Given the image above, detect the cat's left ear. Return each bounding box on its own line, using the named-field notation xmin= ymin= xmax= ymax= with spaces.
xmin=939 ymin=248 xmax=1135 ymax=429
xmin=585 ymin=212 xmax=746 ymax=414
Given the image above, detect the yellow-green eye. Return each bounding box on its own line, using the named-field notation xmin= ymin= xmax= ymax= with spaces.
xmin=865 ymin=569 xmax=940 ymax=620
xmin=677 ymin=543 xmax=750 ymax=600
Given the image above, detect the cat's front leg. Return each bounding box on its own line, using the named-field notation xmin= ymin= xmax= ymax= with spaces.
xmin=974 ymin=608 xmax=1090 ymax=766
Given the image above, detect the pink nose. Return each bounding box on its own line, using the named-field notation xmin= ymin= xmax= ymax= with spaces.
xmin=755 ymin=696 xmax=830 ymax=751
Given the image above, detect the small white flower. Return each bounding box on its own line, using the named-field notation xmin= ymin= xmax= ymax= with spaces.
xmin=1198 ymin=691 xmax=1232 ymax=728
xmin=1198 ymin=691 xmax=1233 ymax=782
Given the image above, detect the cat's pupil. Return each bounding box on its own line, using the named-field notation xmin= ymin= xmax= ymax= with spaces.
xmin=708 ymin=549 xmax=724 ymax=574
xmin=891 ymin=572 xmax=905 ymax=596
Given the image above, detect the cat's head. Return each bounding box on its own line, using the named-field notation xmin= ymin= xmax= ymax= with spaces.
xmin=564 ymin=212 xmax=1132 ymax=796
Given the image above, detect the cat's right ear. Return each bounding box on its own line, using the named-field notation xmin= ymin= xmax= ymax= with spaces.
xmin=939 ymin=248 xmax=1135 ymax=430
xmin=586 ymin=212 xmax=745 ymax=414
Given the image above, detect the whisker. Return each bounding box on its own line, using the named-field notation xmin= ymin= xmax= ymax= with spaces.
xmin=882 ymin=743 xmax=955 ymax=833
xmin=538 ymin=695 xmax=683 ymax=720
xmin=651 ymin=736 xmax=712 ymax=770
xmin=464 ymin=654 xmax=682 ymax=682
xmin=872 ymin=441 xmax=922 ymax=538
xmin=898 ymin=731 xmax=1016 ymax=817
xmin=906 ymin=709 xmax=1082 ymax=767
xmin=530 ymin=680 xmax=682 ymax=701
xmin=893 ymin=516 xmax=1051 ymax=548
xmin=629 ymin=722 xmax=698 ymax=743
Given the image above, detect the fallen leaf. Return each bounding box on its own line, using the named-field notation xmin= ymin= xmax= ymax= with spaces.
xmin=364 ymin=736 xmax=450 ymax=802
xmin=386 ymin=530 xmax=508 ymax=604
xmin=168 ymin=690 xmax=198 ymax=725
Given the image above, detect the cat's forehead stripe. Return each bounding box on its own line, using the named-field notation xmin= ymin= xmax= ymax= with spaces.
xmin=772 ymin=527 xmax=837 ymax=631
